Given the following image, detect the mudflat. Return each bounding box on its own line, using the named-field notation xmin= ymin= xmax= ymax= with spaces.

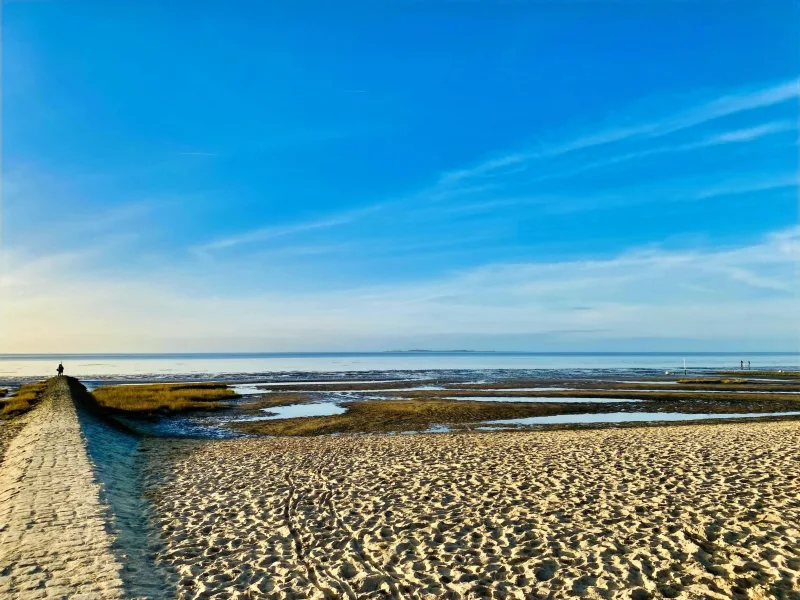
xmin=143 ymin=420 xmax=800 ymax=600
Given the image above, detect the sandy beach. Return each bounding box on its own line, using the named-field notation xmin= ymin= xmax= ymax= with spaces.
xmin=142 ymin=420 xmax=800 ymax=600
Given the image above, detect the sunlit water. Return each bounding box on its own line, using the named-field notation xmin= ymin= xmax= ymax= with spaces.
xmin=604 ymin=389 xmax=800 ymax=394
xmin=241 ymin=379 xmax=413 ymax=387
xmin=230 ymin=384 xmax=275 ymax=396
xmin=455 ymin=387 xmax=572 ymax=392
xmin=246 ymin=402 xmax=347 ymax=421
xmin=309 ymin=386 xmax=446 ymax=393
xmin=484 ymin=411 xmax=800 ymax=427
xmin=7 ymin=352 xmax=796 ymax=438
xmin=446 ymin=396 xmax=643 ymax=403
xmin=613 ymin=380 xmax=679 ymax=385
xmin=1 ymin=352 xmax=797 ymax=381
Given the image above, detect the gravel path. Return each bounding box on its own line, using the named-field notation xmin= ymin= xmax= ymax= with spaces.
xmin=0 ymin=419 xmax=27 ymax=466
xmin=0 ymin=378 xmax=126 ymax=599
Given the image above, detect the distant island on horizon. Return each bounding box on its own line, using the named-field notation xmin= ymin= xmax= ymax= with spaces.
xmin=382 ymin=349 xmax=494 ymax=353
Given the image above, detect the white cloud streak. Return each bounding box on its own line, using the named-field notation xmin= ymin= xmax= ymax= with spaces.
xmin=191 ymin=202 xmax=391 ymax=254
xmin=195 ymin=215 xmax=355 ymax=252
xmin=3 ymin=227 xmax=798 ymax=352
xmin=707 ymin=121 xmax=795 ymax=144
xmin=420 ymin=172 xmax=799 ymax=217
xmin=440 ymin=79 xmax=799 ymax=186
xmin=190 ymin=80 xmax=798 ymax=256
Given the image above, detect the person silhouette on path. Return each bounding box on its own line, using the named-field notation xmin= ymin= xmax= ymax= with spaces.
xmin=57 ymin=363 xmax=64 ymax=377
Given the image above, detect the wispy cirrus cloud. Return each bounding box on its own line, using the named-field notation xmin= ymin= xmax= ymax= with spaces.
xmin=439 ymin=79 xmax=799 ymax=186
xmin=192 ymin=215 xmax=355 ymax=254
xmin=409 ymin=172 xmax=799 ymax=218
xmin=4 ymin=226 xmax=798 ymax=352
xmin=191 ymin=202 xmax=390 ymax=254
xmin=708 ymin=121 xmax=795 ymax=144
xmin=549 ymin=120 xmax=797 ymax=181
xmin=691 ymin=174 xmax=799 ymax=201
xmin=190 ymin=79 xmax=798 ymax=258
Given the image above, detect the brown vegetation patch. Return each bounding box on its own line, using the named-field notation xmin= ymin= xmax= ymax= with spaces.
xmin=231 ymin=398 xmax=618 ymax=437
xmin=678 ymin=378 xmax=747 ymax=384
xmin=232 ymin=393 xmax=800 ymax=437
xmin=240 ymin=392 xmax=315 ymax=410
xmin=0 ymin=380 xmax=49 ymax=419
xmin=446 ymin=378 xmax=797 ymax=391
xmin=255 ymin=379 xmax=452 ymax=392
xmin=399 ymin=387 xmax=800 ymax=403
xmin=92 ymin=382 xmax=238 ymax=414
xmin=717 ymin=370 xmax=800 ymax=378
xmin=444 ymin=379 xmax=580 ymax=390
xmin=231 ymin=381 xmax=800 ymax=437
xmin=511 ymin=392 xmax=796 ymax=415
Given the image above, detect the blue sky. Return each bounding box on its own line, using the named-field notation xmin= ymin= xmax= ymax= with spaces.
xmin=2 ymin=1 xmax=799 ymax=352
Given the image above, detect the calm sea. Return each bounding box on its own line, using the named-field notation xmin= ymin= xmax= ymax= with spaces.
xmin=0 ymin=352 xmax=797 ymax=381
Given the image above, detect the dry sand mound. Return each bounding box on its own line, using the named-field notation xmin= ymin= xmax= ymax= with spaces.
xmin=143 ymin=420 xmax=800 ymax=600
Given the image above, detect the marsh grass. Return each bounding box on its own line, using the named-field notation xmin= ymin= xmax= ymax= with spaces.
xmin=449 ymin=378 xmax=766 ymax=390
xmin=92 ymin=382 xmax=238 ymax=414
xmin=717 ymin=371 xmax=800 ymax=378
xmin=678 ymin=378 xmax=747 ymax=385
xmin=409 ymin=388 xmax=800 ymax=412
xmin=255 ymin=380 xmax=450 ymax=392
xmin=231 ymin=398 xmax=615 ymax=437
xmin=448 ymin=379 xmax=587 ymax=390
xmin=0 ymin=380 xmax=49 ymax=419
xmin=241 ymin=392 xmax=314 ymax=410
xmin=400 ymin=387 xmax=800 ymax=401
xmin=233 ymin=390 xmax=800 ymax=437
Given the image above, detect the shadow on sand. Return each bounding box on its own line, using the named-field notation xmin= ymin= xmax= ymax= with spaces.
xmin=68 ymin=377 xmax=177 ymax=599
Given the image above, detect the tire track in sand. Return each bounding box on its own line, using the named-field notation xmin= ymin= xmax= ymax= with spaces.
xmin=284 ymin=467 xmax=355 ymax=599
xmin=317 ymin=476 xmax=407 ymax=600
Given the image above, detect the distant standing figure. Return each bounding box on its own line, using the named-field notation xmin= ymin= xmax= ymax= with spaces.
xmin=740 ymin=360 xmax=744 ymax=370
xmin=57 ymin=362 xmax=64 ymax=377
xmin=748 ymin=360 xmax=751 ymax=370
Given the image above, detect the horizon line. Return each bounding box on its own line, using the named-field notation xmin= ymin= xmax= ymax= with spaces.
xmin=1 ymin=351 xmax=798 ymax=359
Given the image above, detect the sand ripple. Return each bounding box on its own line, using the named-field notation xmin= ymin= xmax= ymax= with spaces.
xmin=143 ymin=421 xmax=800 ymax=599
